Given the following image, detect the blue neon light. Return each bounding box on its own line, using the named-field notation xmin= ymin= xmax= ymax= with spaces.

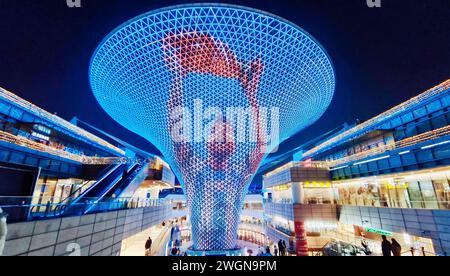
xmin=90 ymin=4 xmax=335 ymax=251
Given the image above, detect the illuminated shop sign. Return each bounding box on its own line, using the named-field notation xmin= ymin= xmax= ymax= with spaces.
xmin=304 ymin=181 xmax=332 ymax=188
xmin=386 ymin=183 xmax=409 ymax=189
xmin=31 ymin=132 xmax=50 ymax=141
xmin=365 ymin=227 xmax=393 ymax=236
xmin=31 ymin=124 xmax=51 ymax=141
xmin=33 ymin=124 xmax=52 ymax=135
xmin=273 ymin=184 xmax=290 ymax=191
xmin=305 ymin=221 xmax=338 ymax=231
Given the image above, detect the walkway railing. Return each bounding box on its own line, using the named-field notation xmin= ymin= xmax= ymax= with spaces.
xmin=264 ymin=197 xmax=450 ymax=211
xmin=0 ymin=196 xmax=170 ymax=223
xmin=325 ymin=124 xmax=450 ymax=168
xmin=151 ymin=225 xmax=171 ymax=256
xmin=0 ymin=86 xmax=125 ymax=155
xmin=0 ymin=129 xmax=126 ymax=164
xmin=401 ymin=247 xmax=442 ymax=256
xmin=336 ymin=199 xmax=450 ymax=210
xmin=303 ymin=79 xmax=450 ymax=158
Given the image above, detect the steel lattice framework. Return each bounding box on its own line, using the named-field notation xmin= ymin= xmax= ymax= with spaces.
xmin=90 ymin=4 xmax=335 ymax=251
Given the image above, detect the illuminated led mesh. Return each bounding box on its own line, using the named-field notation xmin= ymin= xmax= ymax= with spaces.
xmin=90 ymin=4 xmax=335 ymax=251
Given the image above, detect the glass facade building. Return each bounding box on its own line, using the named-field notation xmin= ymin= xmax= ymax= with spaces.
xmin=1 ymin=2 xmax=449 ymax=258
xmin=263 ymin=79 xmax=450 ymax=256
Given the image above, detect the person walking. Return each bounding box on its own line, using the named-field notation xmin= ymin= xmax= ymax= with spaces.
xmin=145 ymin=236 xmax=152 ymax=256
xmin=381 ymin=235 xmax=392 ymax=256
xmin=361 ymin=239 xmax=372 ymax=255
xmin=0 ymin=208 xmax=7 ymax=256
xmin=278 ymin=240 xmax=284 ymax=256
xmin=282 ymin=240 xmax=287 ymax=256
xmin=391 ymin=238 xmax=402 ymax=256
xmin=257 ymin=246 xmax=263 ymax=256
xmin=171 ymin=246 xmax=179 ymax=256
xmin=274 ymin=245 xmax=279 ymax=256
xmin=381 ymin=194 xmax=389 ymax=207
xmin=261 ymin=246 xmax=272 ymax=256
xmin=170 ymin=226 xmax=175 ymax=241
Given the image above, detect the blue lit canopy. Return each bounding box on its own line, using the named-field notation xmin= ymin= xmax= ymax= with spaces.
xmin=90 ymin=4 xmax=335 ymax=251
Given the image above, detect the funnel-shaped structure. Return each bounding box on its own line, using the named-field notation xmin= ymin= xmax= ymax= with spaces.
xmin=90 ymin=4 xmax=335 ymax=251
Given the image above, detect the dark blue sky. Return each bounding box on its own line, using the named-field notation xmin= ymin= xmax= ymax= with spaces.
xmin=0 ymin=0 xmax=449 ymax=180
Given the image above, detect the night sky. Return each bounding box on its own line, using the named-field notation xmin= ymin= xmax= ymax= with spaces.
xmin=0 ymin=0 xmax=449 ymax=184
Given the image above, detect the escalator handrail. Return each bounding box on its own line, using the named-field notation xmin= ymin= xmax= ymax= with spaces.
xmin=73 ymin=163 xmax=123 ymax=202
xmin=96 ymin=162 xmax=144 ymax=200
xmin=55 ymin=163 xmax=125 ymax=217
xmin=104 ymin=162 xmax=146 ymax=199
xmin=95 ymin=169 xmax=127 ymax=200
xmin=56 ymin=163 xmax=116 ymax=207
xmin=82 ymin=167 xmax=129 ymax=214
xmin=83 ymin=162 xmax=147 ymax=215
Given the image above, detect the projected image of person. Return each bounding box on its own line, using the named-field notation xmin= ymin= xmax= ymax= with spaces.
xmin=162 ymin=30 xmax=266 ymax=250
xmin=89 ymin=5 xmax=336 ymax=252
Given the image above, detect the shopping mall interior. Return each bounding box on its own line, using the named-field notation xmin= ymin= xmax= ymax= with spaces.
xmin=0 ymin=1 xmax=449 ymax=258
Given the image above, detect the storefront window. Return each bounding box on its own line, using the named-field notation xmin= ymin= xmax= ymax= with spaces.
xmin=337 ymin=186 xmax=350 ymax=205
xmin=337 ymin=182 xmax=381 ymax=207
xmin=271 ymin=184 xmax=293 ymax=204
xmin=304 ymin=187 xmax=334 ymax=204
xmin=432 ymin=179 xmax=450 ymax=209
xmin=382 ymin=180 xmax=410 ymax=208
xmin=397 ymin=187 xmax=411 ymax=208
xmin=407 ymin=181 xmax=424 ymax=209
xmin=364 ymin=183 xmax=381 ymax=206
xmin=378 ymin=184 xmax=388 ymax=207
xmin=419 ymin=181 xmax=439 ymax=209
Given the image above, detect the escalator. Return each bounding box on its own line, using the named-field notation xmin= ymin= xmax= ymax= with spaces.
xmin=81 ymin=160 xmax=148 ymax=214
xmin=54 ymin=163 xmax=129 ymax=216
xmin=102 ymin=161 xmax=147 ymax=199
xmin=52 ymin=160 xmax=148 ymax=217
xmin=77 ymin=163 xmax=129 ymax=201
xmin=47 ymin=163 xmax=121 ymax=218
xmin=59 ymin=163 xmax=120 ymax=204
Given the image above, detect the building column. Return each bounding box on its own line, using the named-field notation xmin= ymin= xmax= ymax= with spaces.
xmin=295 ymin=221 xmax=308 ymax=256
xmin=292 ymin=182 xmax=304 ymax=204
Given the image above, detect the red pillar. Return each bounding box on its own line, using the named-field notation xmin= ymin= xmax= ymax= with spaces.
xmin=295 ymin=221 xmax=308 ymax=256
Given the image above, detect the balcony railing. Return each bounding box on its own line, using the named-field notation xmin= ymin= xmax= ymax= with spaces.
xmin=0 ymin=129 xmax=128 ymax=164
xmin=0 ymin=87 xmax=125 ymax=155
xmin=325 ymin=124 xmax=450 ymax=168
xmin=263 ymin=198 xmax=294 ymax=204
xmin=336 ymin=198 xmax=450 ymax=210
xmin=264 ymin=125 xmax=450 ymax=179
xmin=303 ymin=79 xmax=450 ymax=158
xmin=321 ymin=231 xmax=443 ymax=256
xmin=0 ymin=196 xmax=170 ymax=223
xmin=264 ymin=196 xmax=450 ymax=211
xmin=267 ymin=224 xmax=295 ymax=237
xmin=264 ymin=161 xmax=329 ymax=178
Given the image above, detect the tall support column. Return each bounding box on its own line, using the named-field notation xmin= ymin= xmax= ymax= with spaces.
xmin=89 ymin=4 xmax=336 ymax=252
xmin=292 ymin=182 xmax=304 ymax=204
xmin=295 ymin=221 xmax=308 ymax=256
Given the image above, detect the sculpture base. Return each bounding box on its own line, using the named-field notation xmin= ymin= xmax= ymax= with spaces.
xmin=185 ymin=247 xmax=245 ymax=256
